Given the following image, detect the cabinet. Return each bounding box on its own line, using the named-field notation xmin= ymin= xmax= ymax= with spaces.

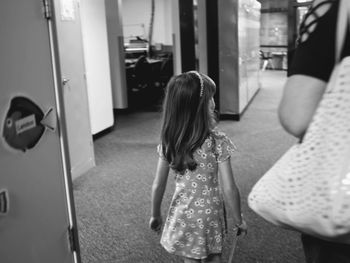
xmin=219 ymin=0 xmax=261 ymax=118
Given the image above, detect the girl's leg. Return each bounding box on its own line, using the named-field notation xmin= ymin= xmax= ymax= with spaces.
xmin=203 ymin=254 xmax=222 ymax=263
xmin=183 ymin=257 xmax=201 ymax=263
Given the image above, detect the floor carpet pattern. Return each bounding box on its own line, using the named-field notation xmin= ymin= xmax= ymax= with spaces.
xmin=73 ymin=71 xmax=303 ymax=263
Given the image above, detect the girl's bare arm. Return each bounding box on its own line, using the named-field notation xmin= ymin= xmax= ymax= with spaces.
xmin=218 ymin=158 xmax=243 ymax=225
xmin=278 ymin=75 xmax=327 ymax=138
xmin=151 ymin=158 xmax=170 ymax=218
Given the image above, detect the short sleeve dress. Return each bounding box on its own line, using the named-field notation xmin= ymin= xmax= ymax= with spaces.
xmin=158 ymin=129 xmax=236 ymax=260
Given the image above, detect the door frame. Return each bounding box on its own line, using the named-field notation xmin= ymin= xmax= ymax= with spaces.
xmin=47 ymin=0 xmax=81 ymax=261
xmin=288 ymin=0 xmax=312 ymax=66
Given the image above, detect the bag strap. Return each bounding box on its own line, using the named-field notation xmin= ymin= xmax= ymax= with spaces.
xmin=336 ymin=0 xmax=350 ymax=63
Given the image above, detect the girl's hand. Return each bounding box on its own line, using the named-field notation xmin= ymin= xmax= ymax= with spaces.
xmin=149 ymin=216 xmax=163 ymax=233
xmin=234 ymin=219 xmax=248 ymax=236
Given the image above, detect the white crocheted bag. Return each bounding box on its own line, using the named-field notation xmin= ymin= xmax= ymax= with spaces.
xmin=248 ymin=0 xmax=350 ymax=243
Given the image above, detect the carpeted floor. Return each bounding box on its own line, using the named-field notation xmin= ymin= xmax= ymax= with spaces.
xmin=73 ymin=71 xmax=303 ymax=263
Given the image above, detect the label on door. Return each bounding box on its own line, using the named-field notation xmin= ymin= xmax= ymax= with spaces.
xmin=15 ymin=114 xmax=37 ymax=134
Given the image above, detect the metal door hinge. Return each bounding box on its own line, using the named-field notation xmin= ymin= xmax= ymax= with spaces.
xmin=68 ymin=226 xmax=78 ymax=253
xmin=42 ymin=0 xmax=52 ymax=19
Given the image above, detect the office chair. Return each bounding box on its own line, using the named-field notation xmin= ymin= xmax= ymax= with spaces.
xmin=260 ymin=50 xmax=274 ymax=71
xmin=132 ymin=55 xmax=153 ymax=91
xmin=158 ymin=54 xmax=173 ymax=88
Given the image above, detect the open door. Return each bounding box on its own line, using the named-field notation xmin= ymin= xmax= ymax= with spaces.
xmin=54 ymin=0 xmax=95 ymax=180
xmin=0 ymin=0 xmax=80 ymax=262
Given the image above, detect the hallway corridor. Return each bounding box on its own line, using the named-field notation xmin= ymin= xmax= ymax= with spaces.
xmin=73 ymin=71 xmax=303 ymax=263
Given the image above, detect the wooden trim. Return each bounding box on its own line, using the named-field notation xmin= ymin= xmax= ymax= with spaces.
xmin=261 ymin=45 xmax=288 ymax=48
xmin=179 ymin=0 xmax=196 ymax=71
xmin=261 ymin=8 xmax=288 ymax=13
xmin=219 ymin=114 xmax=240 ymax=121
xmin=206 ymin=0 xmax=219 ymax=109
xmin=288 ymin=0 xmax=297 ymax=68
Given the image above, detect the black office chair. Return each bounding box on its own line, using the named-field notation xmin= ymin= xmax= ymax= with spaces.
xmin=132 ymin=55 xmax=153 ymax=91
xmin=128 ymin=55 xmax=161 ymax=110
xmin=260 ymin=50 xmax=274 ymax=71
xmin=158 ymin=54 xmax=174 ymax=88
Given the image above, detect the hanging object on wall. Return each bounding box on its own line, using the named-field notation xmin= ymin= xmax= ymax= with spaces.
xmin=2 ymin=96 xmax=56 ymax=152
xmin=60 ymin=0 xmax=76 ymax=21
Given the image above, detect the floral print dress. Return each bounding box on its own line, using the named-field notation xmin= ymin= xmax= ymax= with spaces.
xmin=158 ymin=130 xmax=236 ymax=259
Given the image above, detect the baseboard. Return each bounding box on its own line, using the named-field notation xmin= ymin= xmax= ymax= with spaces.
xmin=71 ymin=157 xmax=95 ymax=180
xmin=219 ymin=114 xmax=240 ymax=121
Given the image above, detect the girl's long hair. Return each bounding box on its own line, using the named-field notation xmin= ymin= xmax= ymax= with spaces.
xmin=160 ymin=72 xmax=216 ymax=174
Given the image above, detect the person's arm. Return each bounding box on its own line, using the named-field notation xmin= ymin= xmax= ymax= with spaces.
xmin=149 ymin=157 xmax=170 ymax=232
xmin=278 ymin=75 xmax=327 ymax=139
xmin=218 ymin=158 xmax=247 ymax=234
xmin=279 ymin=0 xmax=336 ymax=138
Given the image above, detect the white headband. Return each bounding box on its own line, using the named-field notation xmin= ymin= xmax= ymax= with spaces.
xmin=189 ymin=71 xmax=204 ymax=97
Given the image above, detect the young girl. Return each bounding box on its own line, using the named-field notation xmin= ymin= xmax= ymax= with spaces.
xmin=149 ymin=71 xmax=247 ymax=263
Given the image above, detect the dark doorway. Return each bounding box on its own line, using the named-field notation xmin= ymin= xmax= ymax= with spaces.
xmin=288 ymin=0 xmax=312 ymax=67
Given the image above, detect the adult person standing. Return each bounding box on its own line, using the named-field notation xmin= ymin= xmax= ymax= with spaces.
xmin=278 ymin=0 xmax=350 ymax=262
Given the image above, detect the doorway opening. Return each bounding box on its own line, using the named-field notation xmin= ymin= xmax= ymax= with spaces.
xmin=121 ymin=0 xmax=174 ymax=113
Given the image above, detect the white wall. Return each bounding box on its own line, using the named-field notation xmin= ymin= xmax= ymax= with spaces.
xmin=121 ymin=0 xmax=172 ymax=45
xmin=105 ymin=0 xmax=128 ymax=109
xmin=80 ymin=0 xmax=114 ymax=134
